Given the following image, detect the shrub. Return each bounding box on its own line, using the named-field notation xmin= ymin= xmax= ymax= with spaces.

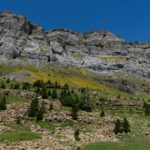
xmin=61 ymin=95 xmax=74 ymax=107
xmin=79 ymin=99 xmax=92 ymax=112
xmin=74 ymin=129 xmax=80 ymax=141
xmin=22 ymin=82 xmax=30 ymax=90
xmin=6 ymin=78 xmax=10 ymax=83
xmin=0 ymin=82 xmax=6 ymax=89
xmin=16 ymin=117 xmax=21 ymax=125
xmin=114 ymin=118 xmax=130 ymax=134
xmin=13 ymin=83 xmax=20 ymax=89
xmin=33 ymin=80 xmax=44 ymax=88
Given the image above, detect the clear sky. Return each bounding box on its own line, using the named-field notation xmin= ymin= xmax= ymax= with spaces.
xmin=0 ymin=0 xmax=150 ymax=41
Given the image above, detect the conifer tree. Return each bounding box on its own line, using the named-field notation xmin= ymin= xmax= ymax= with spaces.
xmin=100 ymin=109 xmax=105 ymax=117
xmin=71 ymin=103 xmax=79 ymax=120
xmin=0 ymin=95 xmax=7 ymax=111
xmin=28 ymin=98 xmax=39 ymax=117
xmin=52 ymin=88 xmax=57 ymax=99
xmin=49 ymin=102 xmax=53 ymax=111
xmin=114 ymin=119 xmax=122 ymax=134
xmin=123 ymin=118 xmax=130 ymax=133
xmin=36 ymin=102 xmax=46 ymax=121
xmin=0 ymin=82 xmax=6 ymax=89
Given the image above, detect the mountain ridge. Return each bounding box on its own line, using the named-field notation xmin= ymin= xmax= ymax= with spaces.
xmin=0 ymin=11 xmax=149 ymax=84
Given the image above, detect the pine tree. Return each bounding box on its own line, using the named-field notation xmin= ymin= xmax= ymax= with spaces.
xmin=36 ymin=102 xmax=46 ymax=121
xmin=41 ymin=88 xmax=48 ymax=99
xmin=52 ymin=88 xmax=57 ymax=99
xmin=0 ymin=95 xmax=7 ymax=110
xmin=114 ymin=119 xmax=122 ymax=134
xmin=28 ymin=98 xmax=39 ymax=117
xmin=100 ymin=109 xmax=105 ymax=117
xmin=47 ymin=90 xmax=51 ymax=97
xmin=71 ymin=103 xmax=79 ymax=120
xmin=49 ymin=102 xmax=53 ymax=111
xmin=123 ymin=118 xmax=130 ymax=133
xmin=36 ymin=108 xmax=44 ymax=121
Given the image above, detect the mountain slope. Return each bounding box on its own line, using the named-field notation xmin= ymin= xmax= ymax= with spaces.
xmin=0 ymin=12 xmax=150 ymax=98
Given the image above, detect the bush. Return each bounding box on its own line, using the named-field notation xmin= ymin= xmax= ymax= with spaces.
xmin=16 ymin=117 xmax=21 ymax=125
xmin=74 ymin=129 xmax=80 ymax=141
xmin=143 ymin=102 xmax=150 ymax=116
xmin=114 ymin=118 xmax=130 ymax=134
xmin=61 ymin=95 xmax=74 ymax=107
xmin=6 ymin=78 xmax=10 ymax=83
xmin=79 ymin=99 xmax=92 ymax=112
xmin=13 ymin=83 xmax=20 ymax=89
xmin=33 ymin=80 xmax=44 ymax=88
xmin=22 ymin=82 xmax=30 ymax=90
xmin=0 ymin=82 xmax=6 ymax=89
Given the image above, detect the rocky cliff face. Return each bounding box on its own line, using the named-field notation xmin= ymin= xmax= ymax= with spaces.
xmin=0 ymin=12 xmax=150 ymax=81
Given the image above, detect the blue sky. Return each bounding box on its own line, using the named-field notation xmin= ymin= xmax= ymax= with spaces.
xmin=0 ymin=0 xmax=150 ymax=41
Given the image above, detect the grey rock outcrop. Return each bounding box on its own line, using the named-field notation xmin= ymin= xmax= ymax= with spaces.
xmin=0 ymin=12 xmax=149 ymax=82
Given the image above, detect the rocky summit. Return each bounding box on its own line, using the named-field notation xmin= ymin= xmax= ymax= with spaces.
xmin=0 ymin=11 xmax=150 ymax=82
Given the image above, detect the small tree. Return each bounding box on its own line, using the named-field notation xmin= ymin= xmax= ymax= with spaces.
xmin=14 ymin=83 xmax=20 ymax=89
xmin=36 ymin=108 xmax=44 ymax=121
xmin=6 ymin=78 xmax=10 ymax=83
xmin=100 ymin=109 xmax=105 ymax=117
xmin=16 ymin=117 xmax=21 ymax=125
xmin=74 ymin=129 xmax=80 ymax=141
xmin=71 ymin=103 xmax=79 ymax=120
xmin=36 ymin=102 xmax=46 ymax=121
xmin=0 ymin=82 xmax=6 ymax=89
xmin=0 ymin=95 xmax=7 ymax=111
xmin=47 ymin=90 xmax=51 ymax=97
xmin=49 ymin=102 xmax=53 ymax=111
xmin=123 ymin=118 xmax=130 ymax=133
xmin=22 ymin=82 xmax=30 ymax=90
xmin=41 ymin=89 xmax=48 ymax=99
xmin=114 ymin=119 xmax=122 ymax=134
xmin=52 ymin=88 xmax=57 ymax=99
xmin=28 ymin=98 xmax=39 ymax=117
